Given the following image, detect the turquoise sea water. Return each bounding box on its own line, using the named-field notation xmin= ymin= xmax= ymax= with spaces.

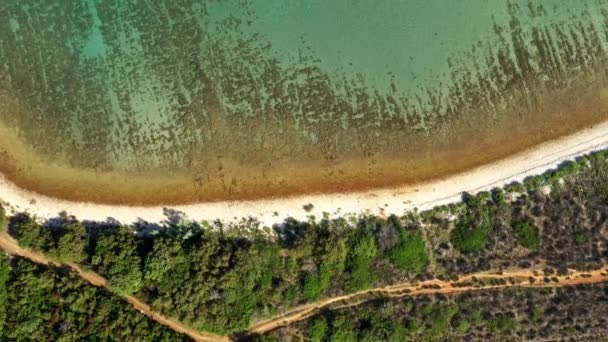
xmin=1 ymin=1 xmax=608 ymax=202
xmin=223 ymin=1 xmax=502 ymax=92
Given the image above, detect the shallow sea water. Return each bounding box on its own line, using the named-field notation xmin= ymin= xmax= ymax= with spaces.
xmin=1 ymin=0 xmax=608 ymax=204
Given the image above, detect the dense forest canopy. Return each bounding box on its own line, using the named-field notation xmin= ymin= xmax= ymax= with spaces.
xmin=0 ymin=253 xmax=187 ymax=341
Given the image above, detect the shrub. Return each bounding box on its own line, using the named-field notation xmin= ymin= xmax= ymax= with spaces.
xmin=505 ymin=182 xmax=525 ymax=193
xmin=389 ymin=231 xmax=428 ymax=273
xmin=491 ymin=188 xmax=506 ymax=206
xmin=451 ymin=220 xmax=489 ymax=253
xmin=512 ymin=222 xmax=540 ymax=250
xmin=309 ymin=317 xmax=328 ymax=342
xmin=524 ymin=176 xmax=543 ymax=191
xmin=302 ymin=264 xmax=332 ymax=301
xmin=574 ymin=232 xmax=587 ymax=245
xmin=347 ymin=256 xmax=375 ymax=291
xmin=346 ymin=230 xmax=377 ymax=291
xmin=0 ymin=205 xmax=5 ymax=230
xmin=456 ymin=318 xmax=470 ymax=333
xmin=331 ymin=316 xmax=357 ymax=342
xmin=490 ymin=314 xmax=516 ymax=334
xmin=425 ymin=304 xmax=459 ymax=338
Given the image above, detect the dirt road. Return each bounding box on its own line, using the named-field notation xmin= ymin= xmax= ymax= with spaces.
xmin=244 ymin=267 xmax=608 ymax=336
xmin=0 ymin=231 xmax=229 ymax=342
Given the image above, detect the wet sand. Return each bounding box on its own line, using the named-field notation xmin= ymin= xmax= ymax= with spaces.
xmin=2 ymin=119 xmax=608 ymax=227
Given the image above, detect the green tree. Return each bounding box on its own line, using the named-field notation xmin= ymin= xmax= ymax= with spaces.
xmin=56 ymin=222 xmax=88 ymax=263
xmin=0 ymin=256 xmax=186 ymax=341
xmin=144 ymin=237 xmax=190 ymax=292
xmin=12 ymin=216 xmax=50 ymax=251
xmin=91 ymin=226 xmax=143 ymax=295
xmin=0 ymin=254 xmax=11 ymax=334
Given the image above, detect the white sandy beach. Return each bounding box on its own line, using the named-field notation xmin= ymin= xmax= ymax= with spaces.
xmin=2 ymin=120 xmax=608 ymax=227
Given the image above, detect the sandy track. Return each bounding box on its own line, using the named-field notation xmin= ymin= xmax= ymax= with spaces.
xmin=244 ymin=267 xmax=608 ymax=336
xmin=0 ymin=231 xmax=228 ymax=342
xmin=2 ymin=121 xmax=608 ymax=227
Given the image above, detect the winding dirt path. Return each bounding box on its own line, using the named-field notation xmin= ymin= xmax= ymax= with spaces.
xmin=0 ymin=231 xmax=229 ymax=342
xmin=244 ymin=267 xmax=608 ymax=336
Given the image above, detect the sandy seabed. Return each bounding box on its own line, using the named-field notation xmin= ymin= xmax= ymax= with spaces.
xmin=2 ymin=120 xmax=608 ymax=227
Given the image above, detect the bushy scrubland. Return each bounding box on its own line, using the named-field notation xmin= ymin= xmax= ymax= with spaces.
xmin=262 ymin=283 xmax=608 ymax=341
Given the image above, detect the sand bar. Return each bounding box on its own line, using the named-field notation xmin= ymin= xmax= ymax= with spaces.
xmin=2 ymin=121 xmax=608 ymax=227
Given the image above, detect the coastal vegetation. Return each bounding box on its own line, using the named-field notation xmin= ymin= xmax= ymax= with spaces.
xmin=6 ymin=149 xmax=608 ymax=337
xmin=0 ymin=253 xmax=187 ymax=341
xmin=10 ymin=212 xmax=430 ymax=334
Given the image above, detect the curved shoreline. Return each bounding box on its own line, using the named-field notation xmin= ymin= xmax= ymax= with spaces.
xmin=2 ymin=120 xmax=608 ymax=227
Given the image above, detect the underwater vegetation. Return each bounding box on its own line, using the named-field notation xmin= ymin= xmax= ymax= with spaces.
xmin=1 ymin=0 xmax=608 ymax=204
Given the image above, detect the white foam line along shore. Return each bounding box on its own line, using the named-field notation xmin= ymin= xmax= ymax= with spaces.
xmin=2 ymin=120 xmax=608 ymax=227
